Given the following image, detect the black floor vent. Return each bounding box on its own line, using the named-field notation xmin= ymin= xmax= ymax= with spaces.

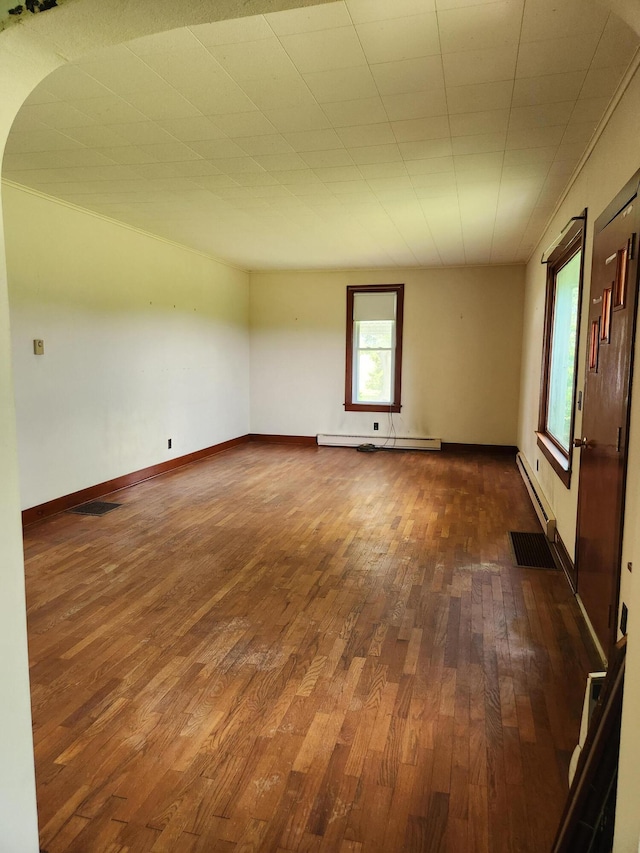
xmin=509 ymin=531 xmax=558 ymax=569
xmin=68 ymin=501 xmax=121 ymax=517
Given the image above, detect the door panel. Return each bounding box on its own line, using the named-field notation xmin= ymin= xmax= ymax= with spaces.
xmin=576 ymin=187 xmax=639 ymax=659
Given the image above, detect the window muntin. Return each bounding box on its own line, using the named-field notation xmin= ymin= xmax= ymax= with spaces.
xmin=345 ymin=284 xmax=403 ymax=413
xmin=537 ymin=213 xmax=586 ymax=487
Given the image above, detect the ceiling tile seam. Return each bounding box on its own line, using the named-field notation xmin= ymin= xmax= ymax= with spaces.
xmin=358 ymin=222 xmax=419 ymax=268
xmin=542 ymin=12 xmax=608 ymax=154
xmin=345 ymin=1 xmax=436 ymax=28
xmin=119 ymin=34 xmax=298 ymax=171
xmin=503 ymin=158 xmax=555 ymax=263
xmin=426 ymin=3 xmax=450 ymax=266
xmin=5 ymin=113 xmax=127 ymax=168
xmin=552 ymin=11 xmax=614 ymax=153
xmin=185 ymin=14 xmax=270 ymax=45
xmin=53 ymin=24 xmax=449 ymax=194
xmin=526 ymin=42 xmax=640 ymax=265
xmin=245 ymin=7 xmax=356 ymax=162
xmin=61 ymin=51 xmax=194 ymax=154
xmin=189 ymin=8 xmax=377 ymax=202
xmin=517 ymin=25 xmax=617 ymax=49
xmin=334 ymin=0 xmax=399 ymax=161
xmin=342 ymin=1 xmax=452 ymax=168
xmin=337 ymin=2 xmax=449 ymax=260
xmin=24 ymin=77 xmax=222 ymax=177
xmin=436 ymin=6 xmax=470 ymax=263
xmin=10 ymin=5 xmax=630 ymax=269
xmin=369 ymin=201 xmax=424 ymax=267
xmin=489 ymin=0 xmax=525 ymax=263
xmin=265 ymin=3 xmax=353 ymax=38
xmin=380 ymin=193 xmax=441 ymax=268
xmin=246 ymin=259 xmax=526 ymax=275
xmin=124 ymin=41 xmax=273 ymax=166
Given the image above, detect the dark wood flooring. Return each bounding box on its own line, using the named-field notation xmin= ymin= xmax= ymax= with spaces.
xmin=23 ymin=444 xmax=599 ymax=852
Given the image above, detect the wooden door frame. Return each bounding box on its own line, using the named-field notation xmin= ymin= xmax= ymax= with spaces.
xmin=577 ymin=168 xmax=640 ymax=660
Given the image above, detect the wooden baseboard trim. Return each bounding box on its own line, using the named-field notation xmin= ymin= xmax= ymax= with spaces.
xmin=576 ymin=593 xmax=608 ymax=668
xmin=22 ymin=435 xmax=250 ymax=527
xmin=553 ymin=530 xmax=577 ymax=592
xmin=249 ymin=434 xmax=317 ymax=446
xmin=441 ymin=442 xmax=518 ymax=455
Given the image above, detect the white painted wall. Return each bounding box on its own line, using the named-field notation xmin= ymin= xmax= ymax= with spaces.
xmin=0 ymin=24 xmax=63 ymax=853
xmin=4 ymin=184 xmax=250 ymax=509
xmin=517 ymin=62 xmax=640 ymax=853
xmin=0 ymin=196 xmax=40 ymax=853
xmin=250 ymin=265 xmax=525 ymax=445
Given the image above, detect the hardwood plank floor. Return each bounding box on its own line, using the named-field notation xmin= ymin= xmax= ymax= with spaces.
xmin=24 ymin=444 xmax=599 ymax=852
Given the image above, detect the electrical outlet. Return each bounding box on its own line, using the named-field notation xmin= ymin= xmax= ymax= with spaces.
xmin=168 ymin=438 xmax=172 ymax=449
xmin=373 ymin=422 xmax=379 ymax=431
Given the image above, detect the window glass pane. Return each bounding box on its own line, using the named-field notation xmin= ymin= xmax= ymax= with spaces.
xmin=356 ymin=349 xmax=392 ymax=403
xmin=357 ymin=319 xmax=393 ymax=349
xmin=546 ymin=251 xmax=581 ymax=451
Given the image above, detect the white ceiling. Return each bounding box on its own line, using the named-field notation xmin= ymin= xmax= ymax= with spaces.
xmin=3 ymin=0 xmax=639 ymax=270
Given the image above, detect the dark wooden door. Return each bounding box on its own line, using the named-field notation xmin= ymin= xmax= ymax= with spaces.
xmin=575 ymin=176 xmax=640 ymax=660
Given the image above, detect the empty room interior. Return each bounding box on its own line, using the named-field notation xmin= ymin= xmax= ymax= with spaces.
xmin=2 ymin=0 xmax=640 ymax=851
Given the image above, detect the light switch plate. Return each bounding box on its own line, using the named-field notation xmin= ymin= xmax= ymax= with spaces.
xmin=33 ymin=339 xmax=44 ymax=355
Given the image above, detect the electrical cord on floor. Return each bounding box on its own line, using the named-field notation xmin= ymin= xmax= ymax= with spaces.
xmin=384 ymin=408 xmax=397 ymax=448
xmin=356 ymin=409 xmax=399 ymax=452
xmin=356 ymin=443 xmax=411 ymax=453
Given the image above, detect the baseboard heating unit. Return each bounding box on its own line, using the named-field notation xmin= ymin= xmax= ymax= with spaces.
xmin=317 ymin=434 xmax=441 ymax=451
xmin=516 ymin=451 xmax=556 ymax=541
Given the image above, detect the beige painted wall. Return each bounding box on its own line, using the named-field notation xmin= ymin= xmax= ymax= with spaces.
xmin=518 ymin=63 xmax=640 ymax=853
xmin=250 ymin=265 xmax=525 ymax=445
xmin=4 ymin=183 xmax=250 ymax=509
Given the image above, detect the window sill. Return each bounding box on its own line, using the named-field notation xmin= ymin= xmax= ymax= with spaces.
xmin=344 ymin=403 xmax=401 ymax=413
xmin=536 ymin=432 xmax=572 ymax=488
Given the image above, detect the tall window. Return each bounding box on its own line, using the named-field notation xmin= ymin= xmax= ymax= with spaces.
xmin=345 ymin=284 xmax=404 ymax=413
xmin=538 ymin=214 xmax=586 ymax=487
